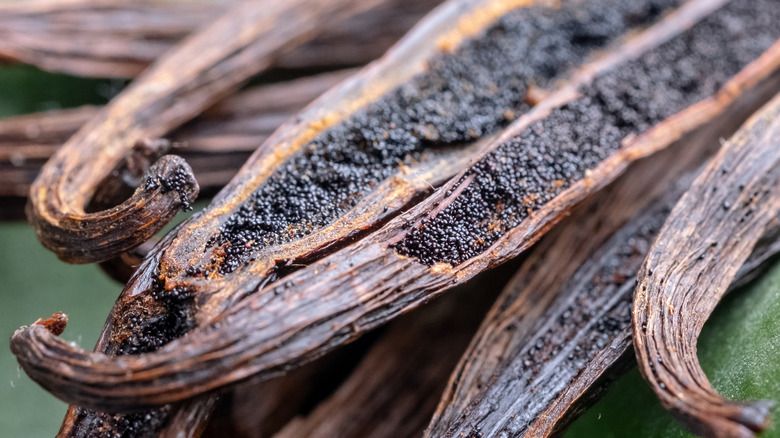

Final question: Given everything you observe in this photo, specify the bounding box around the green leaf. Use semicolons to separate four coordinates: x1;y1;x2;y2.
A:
0;64;117;118
566;259;780;438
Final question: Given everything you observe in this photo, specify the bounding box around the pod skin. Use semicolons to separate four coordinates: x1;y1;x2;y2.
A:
0;70;354;211
273;280;500;438
11;0;780;412
426;168;780;438
427;2;780;434
0;0;440;78
632;92;780;438
17;0;684;435
25;0;382;264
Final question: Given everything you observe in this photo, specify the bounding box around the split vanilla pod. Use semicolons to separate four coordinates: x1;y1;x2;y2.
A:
8;0;780;436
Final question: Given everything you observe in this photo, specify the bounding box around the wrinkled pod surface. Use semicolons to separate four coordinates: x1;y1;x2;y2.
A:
426;1;780;435
15;0;758;435
14;0;780;405
0;0;441;78
632;92;780;438
16;0;689;435
26;0;379;264
426;143;780;438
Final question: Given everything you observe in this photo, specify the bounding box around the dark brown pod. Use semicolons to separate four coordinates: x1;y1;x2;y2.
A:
0;0;217;78
0;69;354;201
0;0;440;78
632;92;780;438
13;0;780;413
426;164;780;437
18;0;681;434
273;280;499;438
26;0;380;264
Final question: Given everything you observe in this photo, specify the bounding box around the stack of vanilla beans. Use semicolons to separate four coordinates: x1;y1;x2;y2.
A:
4;0;780;437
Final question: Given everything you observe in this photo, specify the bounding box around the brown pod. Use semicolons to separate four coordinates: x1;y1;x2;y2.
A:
2;71;354;280
17;0;683;434
426;3;780;432
26;0;382;264
14;0;780;411
0;70;354;201
632;93;780;438
0;0;441;78
196;332;382;438
0;0;218;78
427;168;780;437
273;276;500;438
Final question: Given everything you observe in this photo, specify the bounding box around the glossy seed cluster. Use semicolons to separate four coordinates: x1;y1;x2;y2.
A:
393;0;780;266
145;165;194;211
115;284;195;356
210;0;680;274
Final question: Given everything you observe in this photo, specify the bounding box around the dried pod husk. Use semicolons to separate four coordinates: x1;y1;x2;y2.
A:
146;0;682;316
0;0;216;78
426;161;780;437
26;0;381;264
0;0;440;78
1;106;97;202
632;93;780;438
197;333;381;438
0;69;354;234
15;0;685;434
426;3;780;432
272;272;502;438
13;0;780;413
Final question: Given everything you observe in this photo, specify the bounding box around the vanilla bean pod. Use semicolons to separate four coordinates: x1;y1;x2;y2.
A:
426;158;780;437
13;0;681;433
201;362;349;437
13;0;780;412
198;334;379;438
273;275;501;438
26;0;380;264
426;10;780;429
632;93;780;438
0;69;353;205
0;0;441;78
0;0;215;78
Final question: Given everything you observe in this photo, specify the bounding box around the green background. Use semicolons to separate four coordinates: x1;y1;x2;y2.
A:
1;65;779;437
0;66;120;437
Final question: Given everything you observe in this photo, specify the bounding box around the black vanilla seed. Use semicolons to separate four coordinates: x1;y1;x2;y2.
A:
393;0;780;266
210;0;681;274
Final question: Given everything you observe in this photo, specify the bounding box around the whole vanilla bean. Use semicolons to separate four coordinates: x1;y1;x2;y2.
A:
0;0;440;78
632;93;780;438
273;276;499;438
196;334;380;438
0;69;354;201
0;0;217;78
426;158;780;437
